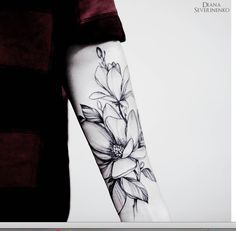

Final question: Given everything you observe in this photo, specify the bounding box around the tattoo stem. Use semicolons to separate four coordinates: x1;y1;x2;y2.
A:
133;200;136;219
132;199;138;219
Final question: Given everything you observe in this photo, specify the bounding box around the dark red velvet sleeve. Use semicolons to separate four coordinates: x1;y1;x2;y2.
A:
71;0;126;44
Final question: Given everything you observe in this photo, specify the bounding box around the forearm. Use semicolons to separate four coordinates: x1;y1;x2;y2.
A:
65;41;171;222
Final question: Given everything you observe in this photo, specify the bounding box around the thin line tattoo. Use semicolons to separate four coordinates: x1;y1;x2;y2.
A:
79;47;157;218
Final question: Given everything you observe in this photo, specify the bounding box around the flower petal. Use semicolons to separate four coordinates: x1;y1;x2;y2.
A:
107;67;123;100
112;158;137;179
81;121;112;154
130;147;147;159
95;66;109;90
123;171;137;180
122;139;134;158
105;116;126;144
103;103;120;121
99;95;118;103
89;91;109;100
126;110;139;148
93;150;112;160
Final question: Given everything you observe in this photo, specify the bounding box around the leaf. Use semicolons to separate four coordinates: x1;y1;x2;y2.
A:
77;115;85;123
112;180;127;214
96;47;103;59
81;104;102;123
120;177;149;203
139;161;145;169
141;168;157;182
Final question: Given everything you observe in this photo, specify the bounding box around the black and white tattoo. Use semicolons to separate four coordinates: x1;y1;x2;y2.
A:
79;47;157;218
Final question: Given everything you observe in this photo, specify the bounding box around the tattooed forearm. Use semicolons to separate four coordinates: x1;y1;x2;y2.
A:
79;47;157;219
67;42;170;221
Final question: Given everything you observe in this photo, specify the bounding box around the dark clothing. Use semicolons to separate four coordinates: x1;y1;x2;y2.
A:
0;0;125;221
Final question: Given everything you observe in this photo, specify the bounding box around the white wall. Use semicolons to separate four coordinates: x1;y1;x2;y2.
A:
67;0;231;222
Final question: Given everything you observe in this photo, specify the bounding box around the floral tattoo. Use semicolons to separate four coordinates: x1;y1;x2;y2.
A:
79;47;157;218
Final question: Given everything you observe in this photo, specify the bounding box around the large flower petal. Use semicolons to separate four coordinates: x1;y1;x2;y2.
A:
93;150;112;161
107;67;123;100
123;171;137;180
126;110;139;148
122;139;134;158
112;158;137;179
81;121;112;154
103;103;120;121
95;66;109;90
130;147;147;159
105;116;126;144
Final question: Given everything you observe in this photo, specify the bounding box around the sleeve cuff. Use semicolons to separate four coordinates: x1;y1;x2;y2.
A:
71;13;126;44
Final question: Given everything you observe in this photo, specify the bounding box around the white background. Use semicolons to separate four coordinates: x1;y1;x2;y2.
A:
231;0;235;222
67;0;231;222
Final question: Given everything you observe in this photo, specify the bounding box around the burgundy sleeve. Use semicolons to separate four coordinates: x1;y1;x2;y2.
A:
71;0;126;44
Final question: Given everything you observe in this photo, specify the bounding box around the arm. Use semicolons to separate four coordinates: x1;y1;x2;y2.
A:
65;41;171;222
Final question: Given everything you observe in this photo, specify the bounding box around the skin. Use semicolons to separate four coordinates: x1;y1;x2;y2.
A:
65;41;171;222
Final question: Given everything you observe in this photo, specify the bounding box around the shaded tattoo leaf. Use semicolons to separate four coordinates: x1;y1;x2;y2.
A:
112;180;127;214
96;47;103;59
141;168;157;182
120;177;148;203
77;115;85;123
81;104;102;123
139;161;145;169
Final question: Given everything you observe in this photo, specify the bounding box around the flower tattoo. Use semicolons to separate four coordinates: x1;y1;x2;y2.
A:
79;47;157;218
